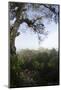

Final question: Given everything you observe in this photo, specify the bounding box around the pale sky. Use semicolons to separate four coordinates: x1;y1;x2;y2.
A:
11;4;59;51
15;20;58;51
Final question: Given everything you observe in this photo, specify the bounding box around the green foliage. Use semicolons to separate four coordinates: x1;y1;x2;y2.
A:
10;48;59;87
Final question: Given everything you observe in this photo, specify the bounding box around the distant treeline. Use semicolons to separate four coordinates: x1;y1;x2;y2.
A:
10;48;59;88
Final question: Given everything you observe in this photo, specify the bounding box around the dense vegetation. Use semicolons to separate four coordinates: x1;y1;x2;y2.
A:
9;2;59;88
10;48;59;88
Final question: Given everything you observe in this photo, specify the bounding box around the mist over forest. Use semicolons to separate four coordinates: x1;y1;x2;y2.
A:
9;2;59;88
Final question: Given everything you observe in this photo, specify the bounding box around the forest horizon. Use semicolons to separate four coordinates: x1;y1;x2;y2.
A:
9;2;59;88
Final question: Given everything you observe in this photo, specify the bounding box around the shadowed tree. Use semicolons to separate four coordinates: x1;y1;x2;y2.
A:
9;2;59;55
9;2;59;87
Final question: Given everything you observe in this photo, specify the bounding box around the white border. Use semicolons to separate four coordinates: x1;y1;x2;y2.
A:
0;0;61;90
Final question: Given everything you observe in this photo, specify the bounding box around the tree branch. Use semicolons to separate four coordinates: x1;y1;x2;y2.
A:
43;5;57;15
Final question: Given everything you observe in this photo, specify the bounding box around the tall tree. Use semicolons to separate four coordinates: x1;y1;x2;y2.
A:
9;2;59;55
9;2;59;87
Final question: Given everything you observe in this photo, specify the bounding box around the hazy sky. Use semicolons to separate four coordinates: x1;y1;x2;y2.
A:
13;4;59;51
15;20;58;51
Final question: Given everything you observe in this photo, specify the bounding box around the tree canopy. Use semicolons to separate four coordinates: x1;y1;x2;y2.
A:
9;2;59;87
9;2;59;55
